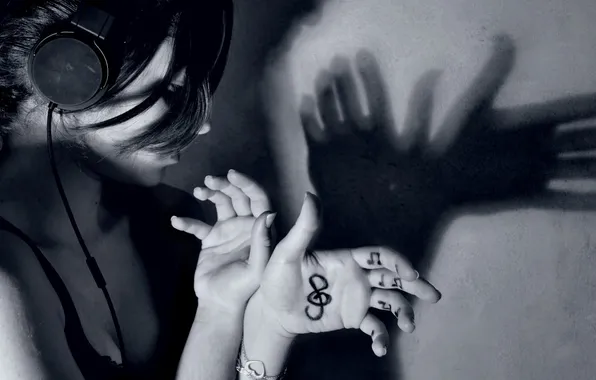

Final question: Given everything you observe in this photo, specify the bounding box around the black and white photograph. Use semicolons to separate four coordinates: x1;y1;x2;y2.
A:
1;1;595;379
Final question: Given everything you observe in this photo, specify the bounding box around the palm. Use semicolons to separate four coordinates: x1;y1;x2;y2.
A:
308;131;446;250
200;216;254;253
192;217;257;307
258;251;371;335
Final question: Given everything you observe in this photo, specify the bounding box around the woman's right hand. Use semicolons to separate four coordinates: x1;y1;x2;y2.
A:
171;170;276;316
244;193;441;357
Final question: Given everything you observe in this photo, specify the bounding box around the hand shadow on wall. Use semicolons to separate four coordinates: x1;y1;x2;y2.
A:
196;0;328;206
285;34;596;380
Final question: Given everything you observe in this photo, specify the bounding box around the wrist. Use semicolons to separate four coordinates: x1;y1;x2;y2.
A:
194;303;244;328
242;293;295;377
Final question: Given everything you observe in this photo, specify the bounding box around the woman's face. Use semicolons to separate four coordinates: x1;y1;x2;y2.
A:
65;38;210;186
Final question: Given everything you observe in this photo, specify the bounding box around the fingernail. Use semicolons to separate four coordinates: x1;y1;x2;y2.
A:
228;169;236;176
305;191;322;217
265;212;277;228
382;346;388;356
205;175;212;182
413;270;420;280
170;216;181;229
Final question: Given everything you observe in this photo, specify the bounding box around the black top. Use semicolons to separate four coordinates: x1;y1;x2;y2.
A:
0;184;203;380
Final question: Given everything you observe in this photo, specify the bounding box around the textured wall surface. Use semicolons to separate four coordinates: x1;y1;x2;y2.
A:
167;1;596;379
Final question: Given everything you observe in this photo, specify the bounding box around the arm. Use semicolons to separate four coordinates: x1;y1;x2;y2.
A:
176;302;293;380
239;292;294;380
176;307;243;380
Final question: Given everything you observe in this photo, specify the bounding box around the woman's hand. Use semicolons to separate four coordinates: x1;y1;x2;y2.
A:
171;170;276;315
244;193;441;357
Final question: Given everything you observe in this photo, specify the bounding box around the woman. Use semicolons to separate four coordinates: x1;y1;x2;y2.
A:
0;1;440;379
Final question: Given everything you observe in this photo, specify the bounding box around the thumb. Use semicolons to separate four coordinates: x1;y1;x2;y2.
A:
248;212;277;273
272;192;321;262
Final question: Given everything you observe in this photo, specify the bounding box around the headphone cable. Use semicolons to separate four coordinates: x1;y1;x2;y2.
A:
46;103;127;368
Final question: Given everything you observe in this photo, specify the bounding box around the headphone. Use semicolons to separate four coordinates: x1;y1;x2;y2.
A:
24;0;233;112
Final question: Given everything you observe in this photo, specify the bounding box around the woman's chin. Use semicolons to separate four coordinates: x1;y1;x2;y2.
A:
118;168;167;187
84;163;167;187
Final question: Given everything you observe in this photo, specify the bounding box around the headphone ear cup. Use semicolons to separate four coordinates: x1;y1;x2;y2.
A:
28;34;108;111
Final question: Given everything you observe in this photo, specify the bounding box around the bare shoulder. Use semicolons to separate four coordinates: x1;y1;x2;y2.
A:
0;230;83;379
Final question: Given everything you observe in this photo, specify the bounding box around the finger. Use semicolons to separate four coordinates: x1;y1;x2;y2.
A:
170;216;212;240
272;192;321;263
553;128;596;153
194;185;236;221
492;93;596;131
227;170;272;216
248;212;277;274
403;70;442;152
551;157;596;179
431;34;515;156
192;186;216;201
204;175;252;216
331;56;369;132
300;95;328;145
359;313;389;357
370;289;416;333
356;49;396;138
350;246;419;281
315;70;345;134
367;269;442;303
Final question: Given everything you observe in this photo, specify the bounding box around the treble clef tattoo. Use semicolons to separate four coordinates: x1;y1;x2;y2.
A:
305;274;332;321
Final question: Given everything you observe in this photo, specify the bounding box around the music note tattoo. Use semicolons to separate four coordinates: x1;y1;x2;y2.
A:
379;274;386;287
305;274;332;321
378;300;392;311
367;251;382;266
392;277;403;290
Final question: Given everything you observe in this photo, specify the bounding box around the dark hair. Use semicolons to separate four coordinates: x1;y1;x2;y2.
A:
0;0;232;155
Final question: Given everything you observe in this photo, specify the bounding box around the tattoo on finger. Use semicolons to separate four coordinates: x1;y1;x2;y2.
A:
367;251;382;266
378;274;386;287
378;300;392;311
392;277;403;289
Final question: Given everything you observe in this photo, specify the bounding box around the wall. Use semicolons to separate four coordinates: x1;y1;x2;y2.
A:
167;1;596;379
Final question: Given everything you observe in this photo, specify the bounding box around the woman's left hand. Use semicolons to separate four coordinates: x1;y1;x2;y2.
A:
243;193;441;357
171;170;276;315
